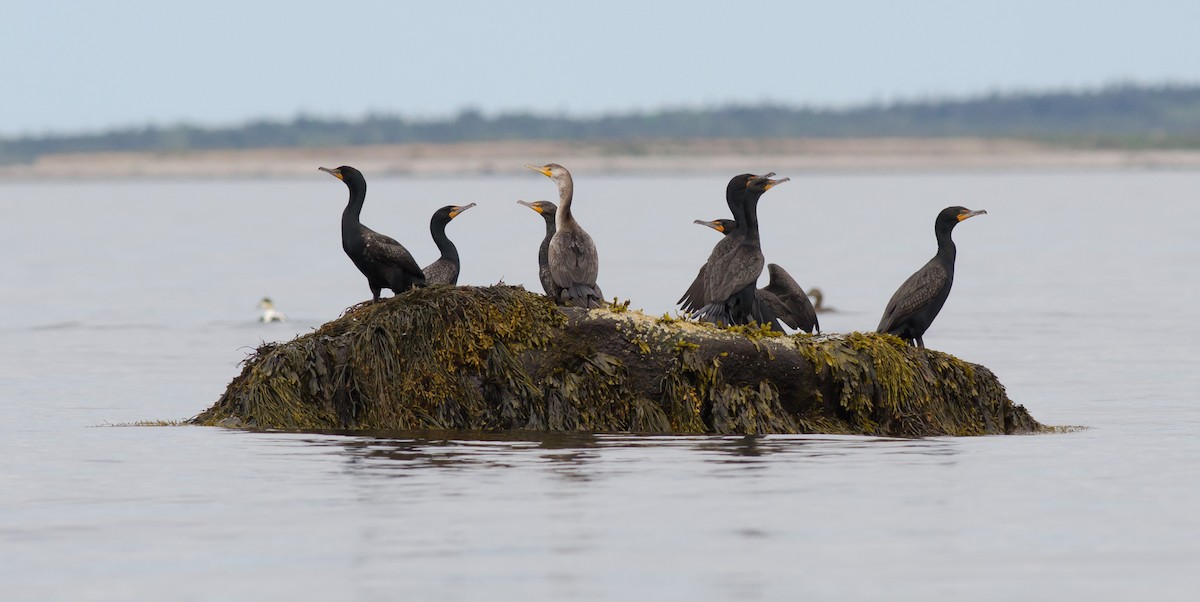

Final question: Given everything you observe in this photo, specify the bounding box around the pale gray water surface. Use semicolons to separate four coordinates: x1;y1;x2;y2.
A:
2;170;1199;600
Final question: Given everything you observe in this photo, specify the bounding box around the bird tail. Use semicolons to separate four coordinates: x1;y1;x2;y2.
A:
560;283;605;309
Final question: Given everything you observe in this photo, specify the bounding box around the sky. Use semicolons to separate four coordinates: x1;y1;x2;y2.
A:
4;0;1200;136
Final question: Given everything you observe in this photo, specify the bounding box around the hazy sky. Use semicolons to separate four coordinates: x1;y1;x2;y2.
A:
4;0;1200;136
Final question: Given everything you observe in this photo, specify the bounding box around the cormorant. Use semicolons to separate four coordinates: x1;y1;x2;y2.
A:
876;206;987;347
257;297;287;323
516;200;558;298
319;165;425;302
422;203;476;285
678;174;767;315
526;163;605;308
695;174;789;328
693;219;819;334
806;287;836;313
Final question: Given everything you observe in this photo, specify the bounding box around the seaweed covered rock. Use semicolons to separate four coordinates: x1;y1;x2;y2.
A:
194;285;1043;436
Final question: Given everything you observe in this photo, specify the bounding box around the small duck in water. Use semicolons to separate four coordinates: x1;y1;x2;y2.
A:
257;297;287;323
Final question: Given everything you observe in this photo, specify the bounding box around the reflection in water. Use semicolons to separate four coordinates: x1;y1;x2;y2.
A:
280;431;960;482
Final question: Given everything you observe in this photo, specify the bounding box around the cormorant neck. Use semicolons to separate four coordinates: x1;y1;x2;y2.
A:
341;177;366;224
935;223;957;263
542;213;556;237
554;175;575;228
431;219;458;261
740;191;764;243
726;188;748;226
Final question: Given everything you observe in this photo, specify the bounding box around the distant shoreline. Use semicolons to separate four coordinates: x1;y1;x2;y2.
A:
4;138;1200;179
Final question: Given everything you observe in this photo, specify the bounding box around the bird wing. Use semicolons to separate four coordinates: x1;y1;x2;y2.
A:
762;263;819;333
678;264;708;312
361;227;424;278
877;259;948;333
704;242;764;304
679;235;739;311
548;228;599;288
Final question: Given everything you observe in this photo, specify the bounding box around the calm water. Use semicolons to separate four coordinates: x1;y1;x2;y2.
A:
2;169;1199;601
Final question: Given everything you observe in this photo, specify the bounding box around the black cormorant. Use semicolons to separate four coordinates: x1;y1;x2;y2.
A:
423;203;476;285
526;163;605;308
319;165;426;302
693;219;819;334
695;174;789;328
678;174;769;314
876;206;987;347
516;200;559;298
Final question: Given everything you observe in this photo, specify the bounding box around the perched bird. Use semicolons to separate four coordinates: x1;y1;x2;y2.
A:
693;219;819;334
422;203;477;285
526;163;604;308
516;200;558;298
806;287;836;313
678;174;764;315
877;206;987;347
319;165;425;303
257;297;287;323
695;174;789;328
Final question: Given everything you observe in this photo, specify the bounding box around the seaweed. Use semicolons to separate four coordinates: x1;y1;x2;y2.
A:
193;285;1044;437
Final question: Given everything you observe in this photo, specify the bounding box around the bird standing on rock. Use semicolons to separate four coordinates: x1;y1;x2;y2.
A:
516;200;559;298
877;205;987;347
423;203;476;285
694;173;789;328
319;165;425;302
693;218;819;333
526;163;605;308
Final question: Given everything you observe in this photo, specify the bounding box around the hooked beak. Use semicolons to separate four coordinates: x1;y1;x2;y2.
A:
318;166;343;181
525;163;553;178
762;176;790;190
449;202;477;219
517;200;543;214
693;219;725;233
958;209;988;221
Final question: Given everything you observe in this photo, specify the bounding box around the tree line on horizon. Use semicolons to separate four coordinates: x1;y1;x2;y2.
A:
4;84;1200;163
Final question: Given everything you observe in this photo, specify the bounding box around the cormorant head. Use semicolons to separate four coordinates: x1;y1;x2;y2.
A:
725;173;764;196
693;218;737;235
938;206;987;228
432;203;477;225
525;162;571;183
318;165;365;188
517;200;558;217
748;173;790;193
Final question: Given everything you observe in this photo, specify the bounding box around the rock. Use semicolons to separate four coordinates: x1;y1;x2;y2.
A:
192;285;1043;437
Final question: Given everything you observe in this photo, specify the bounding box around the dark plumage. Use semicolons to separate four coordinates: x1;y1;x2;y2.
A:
877;205;987;347
761;264;820;334
516;200;558;298
678;174;762;314
423;203;476;285
694;174;789;328
526;163;604;308
693;219;819;334
319;165;425;302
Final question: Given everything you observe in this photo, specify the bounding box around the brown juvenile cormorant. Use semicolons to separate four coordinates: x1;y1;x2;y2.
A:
678;174;764;315
526;163;605;308
422;203;476;285
876;205;987;347
516;200;558;298
693;219;819;334
695;174;789;328
319;165;425;302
